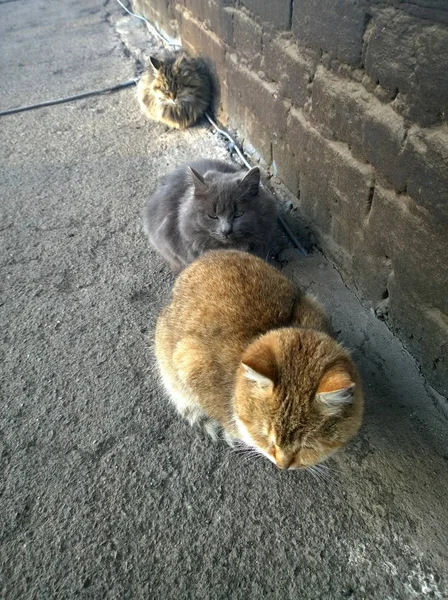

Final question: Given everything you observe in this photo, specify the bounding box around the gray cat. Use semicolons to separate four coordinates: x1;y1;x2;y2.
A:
143;159;277;273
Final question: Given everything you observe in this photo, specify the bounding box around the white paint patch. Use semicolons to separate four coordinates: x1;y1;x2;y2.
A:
348;540;443;599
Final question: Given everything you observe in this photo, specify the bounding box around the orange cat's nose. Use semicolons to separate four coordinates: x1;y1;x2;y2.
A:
276;459;293;470
274;452;294;470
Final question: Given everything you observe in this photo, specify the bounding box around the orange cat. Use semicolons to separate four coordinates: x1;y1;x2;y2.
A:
155;251;364;469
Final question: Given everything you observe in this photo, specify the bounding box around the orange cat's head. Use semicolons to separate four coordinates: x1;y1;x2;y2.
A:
233;328;364;469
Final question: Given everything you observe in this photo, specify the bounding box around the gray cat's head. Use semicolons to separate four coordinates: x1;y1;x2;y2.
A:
187;167;262;243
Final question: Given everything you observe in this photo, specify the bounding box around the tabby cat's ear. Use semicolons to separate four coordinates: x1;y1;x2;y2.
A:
315;369;355;416
149;56;162;72
188;167;208;194
177;55;191;75
240;167;260;196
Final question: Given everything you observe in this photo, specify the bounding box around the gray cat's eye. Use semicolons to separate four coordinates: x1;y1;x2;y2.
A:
234;212;244;218
208;214;219;219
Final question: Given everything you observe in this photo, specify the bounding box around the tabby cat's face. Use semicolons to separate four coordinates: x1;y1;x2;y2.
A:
150;54;207;105
233;329;363;470
189;167;262;244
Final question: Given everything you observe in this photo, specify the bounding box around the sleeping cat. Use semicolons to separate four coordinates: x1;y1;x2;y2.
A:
143;160;277;273
136;51;211;129
155;250;364;470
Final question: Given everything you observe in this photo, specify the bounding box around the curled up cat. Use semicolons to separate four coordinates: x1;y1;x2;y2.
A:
155;250;364;470
137;51;212;129
143;159;277;273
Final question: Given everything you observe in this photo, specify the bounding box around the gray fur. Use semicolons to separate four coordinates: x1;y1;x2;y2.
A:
143;160;277;272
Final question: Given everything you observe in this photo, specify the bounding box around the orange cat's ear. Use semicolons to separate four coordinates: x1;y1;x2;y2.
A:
241;340;277;388
241;348;277;388
315;369;355;416
241;363;274;388
188;167;208;194
240;167;260;196
149;56;162;72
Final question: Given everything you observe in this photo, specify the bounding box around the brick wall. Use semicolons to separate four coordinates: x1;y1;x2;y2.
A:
133;0;448;400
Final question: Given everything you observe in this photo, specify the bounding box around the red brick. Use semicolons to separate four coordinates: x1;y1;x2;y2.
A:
272;140;300;196
389;289;448;397
241;0;292;29
286;108;375;251
132;0;178;39
411;24;448;125
223;92;271;166
232;10;262;68
292;0;367;66
311;67;408;192
206;2;234;46
216;80;230;124
403;125;448;229
226;53;290;138
263;37;318;107
355;184;448;394
183;0;208;18
364;9;448;126
177;7;226;75
359;185;448;313
364;10;417;97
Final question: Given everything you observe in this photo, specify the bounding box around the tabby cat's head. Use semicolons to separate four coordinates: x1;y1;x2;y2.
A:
149;53;210;105
233;328;364;469
187;166;263;243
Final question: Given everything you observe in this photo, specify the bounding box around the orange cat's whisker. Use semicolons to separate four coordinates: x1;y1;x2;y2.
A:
231;444;265;465
306;465;325;483
307;464;335;483
306;467;321;482
316;462;339;475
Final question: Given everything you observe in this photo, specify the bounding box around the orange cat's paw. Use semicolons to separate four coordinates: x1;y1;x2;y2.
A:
203;421;219;441
223;431;236;447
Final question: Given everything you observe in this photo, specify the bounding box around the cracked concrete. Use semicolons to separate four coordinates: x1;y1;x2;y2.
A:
0;0;447;599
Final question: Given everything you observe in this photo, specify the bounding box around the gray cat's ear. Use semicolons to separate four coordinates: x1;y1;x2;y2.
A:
241;363;274;388
315;369;355;416
188;167;208;194
240;167;260;196
149;56;162;72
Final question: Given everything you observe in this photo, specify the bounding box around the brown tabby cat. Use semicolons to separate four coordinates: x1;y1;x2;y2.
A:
155;250;364;470
136;51;211;129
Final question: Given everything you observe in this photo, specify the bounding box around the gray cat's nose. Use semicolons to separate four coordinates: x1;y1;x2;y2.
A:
220;224;232;237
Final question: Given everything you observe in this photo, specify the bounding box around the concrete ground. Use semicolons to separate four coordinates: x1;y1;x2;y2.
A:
0;0;447;598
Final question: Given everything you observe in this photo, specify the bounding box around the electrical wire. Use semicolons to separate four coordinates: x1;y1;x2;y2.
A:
204;113;251;169
0;79;138;117
114;0;181;48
